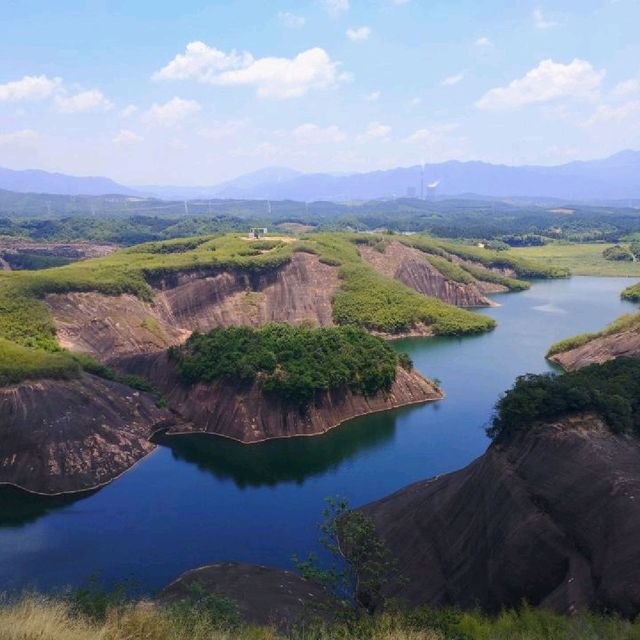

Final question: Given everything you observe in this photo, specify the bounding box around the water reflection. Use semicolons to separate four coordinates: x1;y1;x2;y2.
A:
155;405;421;488
0;486;93;528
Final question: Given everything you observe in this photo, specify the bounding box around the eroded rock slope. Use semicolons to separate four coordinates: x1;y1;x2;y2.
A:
117;352;442;443
46;252;340;361
360;242;497;307
549;327;640;370
0;373;175;494
363;413;640;617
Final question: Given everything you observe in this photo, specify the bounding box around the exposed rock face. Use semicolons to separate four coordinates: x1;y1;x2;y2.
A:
549;329;640;370
157;563;332;627
0;239;116;271
46;292;188;359
117;353;443;443
363;414;640;617
46;252;340;361
360;242;495;307
0;373;175;494
152;251;339;332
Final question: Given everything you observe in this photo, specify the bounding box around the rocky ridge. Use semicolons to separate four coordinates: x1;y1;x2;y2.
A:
362;412;640;617
0;373;175;494
117;352;442;443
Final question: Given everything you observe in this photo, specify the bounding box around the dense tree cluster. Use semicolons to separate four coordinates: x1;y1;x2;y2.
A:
487;358;640;442
170;324;408;405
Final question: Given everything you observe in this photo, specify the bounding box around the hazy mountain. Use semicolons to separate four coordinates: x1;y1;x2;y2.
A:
139;167;302;200
210;150;640;202
0;167;136;197
2;151;639;202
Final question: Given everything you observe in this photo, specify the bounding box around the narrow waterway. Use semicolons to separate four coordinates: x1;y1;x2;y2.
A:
0;276;636;593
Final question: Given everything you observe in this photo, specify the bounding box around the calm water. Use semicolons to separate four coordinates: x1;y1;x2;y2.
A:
0;276;636;594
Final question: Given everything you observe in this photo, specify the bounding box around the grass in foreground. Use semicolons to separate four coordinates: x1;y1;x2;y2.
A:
547;312;640;356
508;243;640;277
2;594;640;640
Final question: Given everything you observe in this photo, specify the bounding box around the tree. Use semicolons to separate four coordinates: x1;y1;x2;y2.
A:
293;497;404;617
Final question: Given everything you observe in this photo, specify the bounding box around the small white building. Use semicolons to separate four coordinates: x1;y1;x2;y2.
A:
248;227;268;239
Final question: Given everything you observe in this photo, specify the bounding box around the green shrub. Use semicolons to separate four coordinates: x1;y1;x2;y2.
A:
422;255;475;284
487;358;640;442
332;264;495;336
457;262;530;292
603;244;633;261
622;282;640;302
170;324;404;405
0;337;80;386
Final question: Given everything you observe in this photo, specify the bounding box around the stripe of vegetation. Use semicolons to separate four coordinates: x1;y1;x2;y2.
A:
421;254;475;284
0;337;80;386
622;282;640;302
458;262;530;292
547;312;640;356
332;264;495;335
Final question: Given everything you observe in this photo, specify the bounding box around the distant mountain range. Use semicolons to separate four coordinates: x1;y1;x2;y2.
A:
2;150;639;202
0;167;137;197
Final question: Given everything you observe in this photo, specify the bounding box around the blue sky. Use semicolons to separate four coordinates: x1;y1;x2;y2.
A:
0;0;639;185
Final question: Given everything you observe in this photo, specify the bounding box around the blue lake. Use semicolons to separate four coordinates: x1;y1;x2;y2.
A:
0;276;636;594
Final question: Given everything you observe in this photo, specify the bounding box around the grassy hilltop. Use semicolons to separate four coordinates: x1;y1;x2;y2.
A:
0;232;563;386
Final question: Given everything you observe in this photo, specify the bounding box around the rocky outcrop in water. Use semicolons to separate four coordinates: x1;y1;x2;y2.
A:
46;252;340;361
549;328;640;370
0;373;175;494
362;413;640;617
117;352;442;443
360;242;496;307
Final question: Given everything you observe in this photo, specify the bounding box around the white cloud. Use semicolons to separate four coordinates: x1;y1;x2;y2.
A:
612;78;640;98
113;129;143;145
533;8;559;29
358;121;391;142
320;0;349;16
0;75;61;102
475;36;493;47
199;120;246;139
155;42;346;99
391;0;411;4
141;97;201;126
404;123;459;144
346;26;371;42
0;128;39;146
55;89;113;113
120;104;138;118
364;91;380;102
292;123;346;143
476;59;604;110
410;97;422;106
153;41;253;82
278;11;306;28
584;100;640;126
216;48;346;98
441;72;465;86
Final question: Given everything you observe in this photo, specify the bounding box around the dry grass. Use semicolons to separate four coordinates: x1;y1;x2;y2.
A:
0;595;444;640
2;595;640;640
